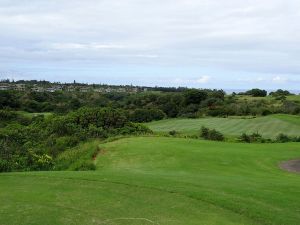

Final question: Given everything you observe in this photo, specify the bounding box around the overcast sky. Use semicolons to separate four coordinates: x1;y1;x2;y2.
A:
0;0;300;89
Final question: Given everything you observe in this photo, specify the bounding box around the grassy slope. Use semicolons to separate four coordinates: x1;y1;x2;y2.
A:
146;114;300;138
1;137;300;224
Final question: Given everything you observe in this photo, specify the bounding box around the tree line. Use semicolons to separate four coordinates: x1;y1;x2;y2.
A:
1;88;299;118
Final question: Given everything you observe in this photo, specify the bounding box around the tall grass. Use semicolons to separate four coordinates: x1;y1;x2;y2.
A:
54;139;101;171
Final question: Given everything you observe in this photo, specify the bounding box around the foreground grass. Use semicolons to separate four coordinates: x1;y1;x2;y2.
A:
1;137;300;224
146;114;300;138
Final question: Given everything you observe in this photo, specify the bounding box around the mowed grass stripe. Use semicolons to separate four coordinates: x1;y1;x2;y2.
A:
146;114;300;138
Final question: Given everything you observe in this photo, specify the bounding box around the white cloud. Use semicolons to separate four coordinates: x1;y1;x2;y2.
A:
50;43;127;51
255;77;266;82
172;76;211;85
1;0;300;87
237;76;266;83
272;76;287;83
196;75;211;84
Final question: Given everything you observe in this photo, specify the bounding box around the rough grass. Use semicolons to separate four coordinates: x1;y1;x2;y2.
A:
146;114;300;138
54;139;101;170
1;137;300;224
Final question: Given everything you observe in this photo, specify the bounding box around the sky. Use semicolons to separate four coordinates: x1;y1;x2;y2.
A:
0;0;300;90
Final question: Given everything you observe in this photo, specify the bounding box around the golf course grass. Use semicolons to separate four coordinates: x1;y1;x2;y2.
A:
146;114;300;138
1;137;300;225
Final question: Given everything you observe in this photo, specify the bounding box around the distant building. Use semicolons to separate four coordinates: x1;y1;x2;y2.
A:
94;88;105;93
116;88;126;93
79;87;91;92
31;87;45;92
131;88;138;93
66;86;75;92
0;84;11;91
14;84;26;91
105;87;112;93
45;88;56;92
45;86;63;92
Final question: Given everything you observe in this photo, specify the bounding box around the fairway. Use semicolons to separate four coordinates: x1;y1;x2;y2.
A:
146;114;300;138
1;137;300;225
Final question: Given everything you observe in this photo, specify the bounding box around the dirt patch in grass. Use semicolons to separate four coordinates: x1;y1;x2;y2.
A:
280;159;300;173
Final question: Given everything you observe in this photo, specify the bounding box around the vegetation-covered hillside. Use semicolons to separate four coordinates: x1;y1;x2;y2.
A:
1;85;300;172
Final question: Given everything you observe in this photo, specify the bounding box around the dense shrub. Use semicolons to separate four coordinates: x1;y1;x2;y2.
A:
129;108;166;123
240;89;267;97
238;133;266;143
0;110;17;120
28;152;54;171
276;133;300;143
269;89;292;97
118;122;152;135
169;130;178;136
0;106;153;172
200;126;224;141
184;89;208;105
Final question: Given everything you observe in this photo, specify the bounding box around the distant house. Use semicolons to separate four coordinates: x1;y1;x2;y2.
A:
79;87;91;92
0;85;11;91
105;87;112;93
66;86;75;92
54;86;63;91
45;88;56;92
131;88;138;93
46;86;63;92
31;87;45;92
94;88;105;93
13;84;26;91
116;88;126;93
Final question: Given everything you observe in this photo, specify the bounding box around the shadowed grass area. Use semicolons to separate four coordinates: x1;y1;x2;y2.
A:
1;137;300;224
145;114;300;138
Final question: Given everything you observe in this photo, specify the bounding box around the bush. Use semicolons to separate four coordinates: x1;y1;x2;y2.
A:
28;151;54;171
129;108;166;123
238;132;264;143
169;130;177;136
87;125;108;138
55;136;80;151
208;129;224;141
275;133;300;143
118;122;152;135
276;133;290;143
200;126;209;138
239;133;251;143
0;159;12;172
242;89;267;97
200;126;224;141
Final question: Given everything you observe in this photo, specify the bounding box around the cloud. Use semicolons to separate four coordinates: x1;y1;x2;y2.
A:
1;0;300;88
172;76;211;85
50;43;127;50
196;76;211;84
272;76;287;83
237;76;266;83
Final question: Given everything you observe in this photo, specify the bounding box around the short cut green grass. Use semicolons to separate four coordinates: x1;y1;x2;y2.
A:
1;137;300;224
146;114;300;138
